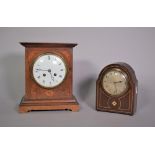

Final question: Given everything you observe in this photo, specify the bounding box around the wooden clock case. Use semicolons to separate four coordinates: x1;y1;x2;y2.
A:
96;63;138;115
19;43;80;112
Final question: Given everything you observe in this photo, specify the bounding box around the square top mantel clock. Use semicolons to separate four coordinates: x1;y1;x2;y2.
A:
19;42;80;112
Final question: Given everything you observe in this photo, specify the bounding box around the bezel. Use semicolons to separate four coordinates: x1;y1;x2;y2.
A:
31;52;68;89
101;68;129;97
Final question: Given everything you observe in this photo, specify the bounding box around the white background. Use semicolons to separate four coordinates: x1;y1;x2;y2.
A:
0;0;155;155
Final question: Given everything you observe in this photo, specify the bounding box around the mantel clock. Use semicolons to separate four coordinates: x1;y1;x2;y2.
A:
96;63;138;115
19;42;80;112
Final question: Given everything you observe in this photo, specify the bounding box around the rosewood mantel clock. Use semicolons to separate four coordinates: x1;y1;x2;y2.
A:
96;63;138;115
19;42;80;112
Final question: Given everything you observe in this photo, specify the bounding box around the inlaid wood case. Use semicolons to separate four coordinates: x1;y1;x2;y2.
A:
19;43;80;112
96;63;138;115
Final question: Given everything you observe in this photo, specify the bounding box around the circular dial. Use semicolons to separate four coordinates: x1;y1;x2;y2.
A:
32;54;67;88
102;69;128;96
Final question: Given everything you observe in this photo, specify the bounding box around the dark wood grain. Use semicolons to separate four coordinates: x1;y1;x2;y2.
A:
96;63;138;115
19;42;79;112
20;42;77;48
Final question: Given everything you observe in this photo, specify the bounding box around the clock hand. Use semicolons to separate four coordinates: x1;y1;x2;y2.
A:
49;72;54;81
114;81;123;84
48;66;54;81
36;69;49;72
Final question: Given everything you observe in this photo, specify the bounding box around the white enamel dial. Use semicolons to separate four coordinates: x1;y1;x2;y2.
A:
102;69;128;96
32;54;67;88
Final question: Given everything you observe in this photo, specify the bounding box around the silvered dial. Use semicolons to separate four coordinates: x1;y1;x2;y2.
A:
102;69;128;96
33;54;67;88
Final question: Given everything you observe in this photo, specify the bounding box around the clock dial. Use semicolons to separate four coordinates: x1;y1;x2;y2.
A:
32;54;67;88
102;69;128;96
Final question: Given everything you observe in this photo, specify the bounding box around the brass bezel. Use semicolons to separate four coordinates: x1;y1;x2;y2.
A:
102;68;129;97
31;52;68;89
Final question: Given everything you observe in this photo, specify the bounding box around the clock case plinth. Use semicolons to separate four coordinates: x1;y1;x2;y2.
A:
19;43;79;112
19;96;79;112
96;63;138;116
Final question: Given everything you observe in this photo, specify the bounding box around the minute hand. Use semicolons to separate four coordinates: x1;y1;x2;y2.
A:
36;69;48;71
49;72;54;81
114;81;123;84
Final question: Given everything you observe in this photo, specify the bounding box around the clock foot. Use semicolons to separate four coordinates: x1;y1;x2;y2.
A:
19;96;80;113
19;106;31;113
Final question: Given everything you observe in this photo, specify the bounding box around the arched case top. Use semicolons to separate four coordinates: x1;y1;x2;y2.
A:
96;62;138;115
